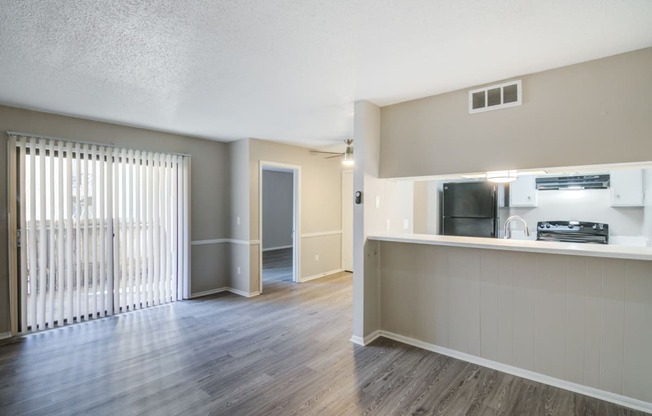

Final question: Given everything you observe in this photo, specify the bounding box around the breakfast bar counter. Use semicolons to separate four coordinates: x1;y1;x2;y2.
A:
365;233;652;411
368;233;652;261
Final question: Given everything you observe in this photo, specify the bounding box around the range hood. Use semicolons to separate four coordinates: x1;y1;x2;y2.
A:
535;174;610;190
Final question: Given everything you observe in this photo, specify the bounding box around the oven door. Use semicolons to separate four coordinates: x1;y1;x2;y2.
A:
537;231;608;244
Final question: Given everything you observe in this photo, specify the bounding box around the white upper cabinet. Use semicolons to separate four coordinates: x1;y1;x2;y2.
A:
509;175;538;207
610;169;644;207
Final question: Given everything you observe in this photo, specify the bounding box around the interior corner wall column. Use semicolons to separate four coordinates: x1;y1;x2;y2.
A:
352;100;382;342
227;138;252;294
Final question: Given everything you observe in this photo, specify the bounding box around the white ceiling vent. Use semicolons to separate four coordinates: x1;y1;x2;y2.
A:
468;80;522;114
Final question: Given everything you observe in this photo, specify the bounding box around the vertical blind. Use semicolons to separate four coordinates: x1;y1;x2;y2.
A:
8;134;190;333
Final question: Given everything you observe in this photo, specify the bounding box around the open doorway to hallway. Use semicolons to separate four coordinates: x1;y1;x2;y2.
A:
259;163;300;292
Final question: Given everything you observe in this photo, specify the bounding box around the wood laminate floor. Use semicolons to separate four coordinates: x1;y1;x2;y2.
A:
0;272;648;416
263;247;293;284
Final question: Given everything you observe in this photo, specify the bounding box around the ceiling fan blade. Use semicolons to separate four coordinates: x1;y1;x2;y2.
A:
325;154;343;159
310;150;342;156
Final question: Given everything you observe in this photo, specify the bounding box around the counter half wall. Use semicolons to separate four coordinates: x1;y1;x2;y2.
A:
366;235;652;411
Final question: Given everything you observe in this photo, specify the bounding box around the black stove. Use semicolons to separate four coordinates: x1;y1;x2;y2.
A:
537;221;609;244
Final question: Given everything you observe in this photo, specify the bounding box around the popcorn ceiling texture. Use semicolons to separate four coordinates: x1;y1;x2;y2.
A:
0;0;651;145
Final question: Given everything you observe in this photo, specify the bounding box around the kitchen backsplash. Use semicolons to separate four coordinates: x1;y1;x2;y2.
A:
501;188;644;237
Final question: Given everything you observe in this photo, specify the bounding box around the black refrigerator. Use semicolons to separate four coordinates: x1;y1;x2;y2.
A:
441;181;498;238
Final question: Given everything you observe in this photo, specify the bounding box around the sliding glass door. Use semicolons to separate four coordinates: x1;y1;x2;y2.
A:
7;134;190;333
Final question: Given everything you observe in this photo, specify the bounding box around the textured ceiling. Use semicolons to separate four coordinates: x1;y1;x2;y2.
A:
1;1;651;148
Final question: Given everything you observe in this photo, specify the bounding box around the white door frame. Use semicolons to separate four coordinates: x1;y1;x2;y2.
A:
7;136;19;335
259;161;301;293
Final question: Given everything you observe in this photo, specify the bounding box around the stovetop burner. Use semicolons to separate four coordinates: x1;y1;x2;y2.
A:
536;221;609;244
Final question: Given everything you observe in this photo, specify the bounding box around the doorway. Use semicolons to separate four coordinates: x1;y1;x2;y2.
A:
259;162;300;293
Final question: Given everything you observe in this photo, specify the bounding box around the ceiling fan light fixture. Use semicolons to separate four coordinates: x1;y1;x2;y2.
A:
342;140;354;166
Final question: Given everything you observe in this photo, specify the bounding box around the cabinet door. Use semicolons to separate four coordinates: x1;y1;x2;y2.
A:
610;170;644;207
509;176;537;207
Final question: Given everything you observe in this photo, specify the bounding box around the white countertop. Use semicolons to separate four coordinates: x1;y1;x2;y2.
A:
368;233;652;261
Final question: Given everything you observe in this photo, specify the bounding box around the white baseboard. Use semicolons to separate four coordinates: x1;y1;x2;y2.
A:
350;335;364;346
350;330;381;346
300;268;343;283
227;288;261;298
377;330;652;414
0;332;12;341
190;287;229;299
191;287;261;299
262;245;293;252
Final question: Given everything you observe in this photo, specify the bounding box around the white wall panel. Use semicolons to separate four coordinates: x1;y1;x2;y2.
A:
466;250;481;357
623;261;652;402
496;252;515;365
380;244;416;337
565;257;587;385
600;260;626;394
431;247;449;347
512;253;537;371
480;251;501;361
448;249;470;353
584;261;603;389
414;244;436;343
534;255;567;379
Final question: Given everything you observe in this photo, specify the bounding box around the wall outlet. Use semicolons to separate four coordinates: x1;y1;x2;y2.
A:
237;266;241;275
403;218;409;230
315;254;319;261
375;195;380;208
236;216;241;225
386;219;391;231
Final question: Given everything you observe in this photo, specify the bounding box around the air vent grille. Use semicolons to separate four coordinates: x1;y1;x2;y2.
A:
469;80;522;114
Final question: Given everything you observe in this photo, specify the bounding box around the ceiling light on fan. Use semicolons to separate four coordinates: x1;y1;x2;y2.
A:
342;139;354;166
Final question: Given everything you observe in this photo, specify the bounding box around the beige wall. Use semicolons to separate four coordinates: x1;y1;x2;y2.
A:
249;139;342;237
226;137;344;295
229;139;250;241
380;47;652;178
0;105;231;332
248;138;343;285
228;139;251;293
378;241;652;405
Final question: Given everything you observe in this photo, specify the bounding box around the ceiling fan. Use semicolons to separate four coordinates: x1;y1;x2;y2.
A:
310;139;354;166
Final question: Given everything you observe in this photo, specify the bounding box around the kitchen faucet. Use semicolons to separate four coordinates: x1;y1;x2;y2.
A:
504;215;530;239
